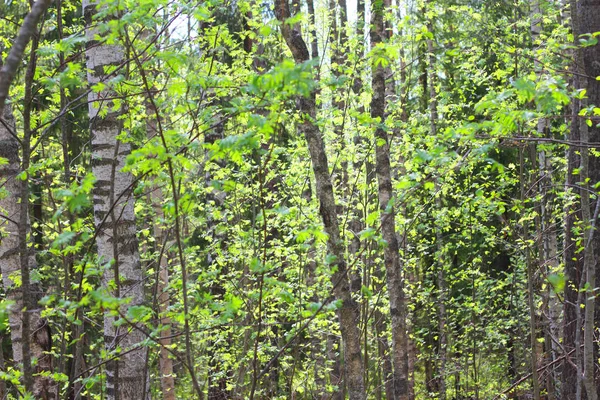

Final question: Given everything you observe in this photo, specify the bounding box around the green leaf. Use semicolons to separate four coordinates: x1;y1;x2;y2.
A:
548;273;566;293
52;231;76;248
359;227;377;240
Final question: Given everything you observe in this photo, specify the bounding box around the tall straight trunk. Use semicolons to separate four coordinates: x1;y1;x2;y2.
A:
525;4;544;389
571;7;592;393
530;10;560;398
328;0;359;392
146;100;176;400
0;104;53;398
576;0;600;396
348;0;366;295
0;1;53;396
371;1;409;399
521;146;541;400
531;2;560;394
0;109;23;364
83;1;148;399
424;5;447;398
579;104;596;400
275;1;366;398
306;0;319;60
562;1;583;398
19;21;55;397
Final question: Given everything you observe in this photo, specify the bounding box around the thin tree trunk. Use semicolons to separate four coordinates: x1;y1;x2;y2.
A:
146;100;176;400
579;103;597;400
576;0;600;394
425;5;447;398
0;3;53;391
371;1;409;398
529;8;559;398
562;2;584;398
275;1;366;398
19;20;55;398
83;1;149;398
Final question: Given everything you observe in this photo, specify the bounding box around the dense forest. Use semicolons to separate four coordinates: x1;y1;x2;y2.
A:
0;0;598;398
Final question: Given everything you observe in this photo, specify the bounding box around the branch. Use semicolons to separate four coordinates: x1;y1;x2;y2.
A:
0;0;53;113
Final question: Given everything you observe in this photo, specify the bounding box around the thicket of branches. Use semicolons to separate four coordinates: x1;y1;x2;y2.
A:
0;0;598;399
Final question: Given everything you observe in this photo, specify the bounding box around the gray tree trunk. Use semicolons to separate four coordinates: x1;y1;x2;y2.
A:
0;0;54;391
370;1;409;399
576;0;600;397
83;1;149;399
0;105;53;397
275;0;366;398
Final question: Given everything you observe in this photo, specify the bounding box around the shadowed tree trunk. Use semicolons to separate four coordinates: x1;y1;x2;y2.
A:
427;8;447;396
562;2;584;399
530;2;559;398
0;104;54;398
576;0;600;398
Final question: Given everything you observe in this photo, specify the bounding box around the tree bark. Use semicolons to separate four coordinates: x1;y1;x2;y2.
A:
146;99;176;400
0;0;52;113
371;1;410;399
576;0;600;397
83;1;149;399
563;2;584;398
275;1;366;398
530;2;559;395
0;1;53;395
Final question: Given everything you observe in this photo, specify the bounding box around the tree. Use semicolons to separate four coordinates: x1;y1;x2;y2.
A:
275;0;366;398
0;0;598;398
370;0;410;398
83;0;148;397
0;0;54;396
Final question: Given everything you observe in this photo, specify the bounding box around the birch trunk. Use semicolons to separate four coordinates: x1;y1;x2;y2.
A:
84;1;148;398
0;1;54;396
0;105;53;398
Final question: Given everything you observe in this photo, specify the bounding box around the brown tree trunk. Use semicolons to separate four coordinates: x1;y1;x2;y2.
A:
371;1;409;399
576;0;600;397
275;1;366;398
145;99;176;400
562;2;584;399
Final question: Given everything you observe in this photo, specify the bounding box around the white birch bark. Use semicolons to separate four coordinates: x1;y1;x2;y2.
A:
0;101;54;400
83;1;148;398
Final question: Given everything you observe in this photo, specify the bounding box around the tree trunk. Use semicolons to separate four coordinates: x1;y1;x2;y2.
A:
0;104;53;398
563;2;584;399
371;1;410;399
424;5;448;398
275;1;366;398
0;1;53;396
83;1;149;398
576;0;600;397
146;99;176;400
